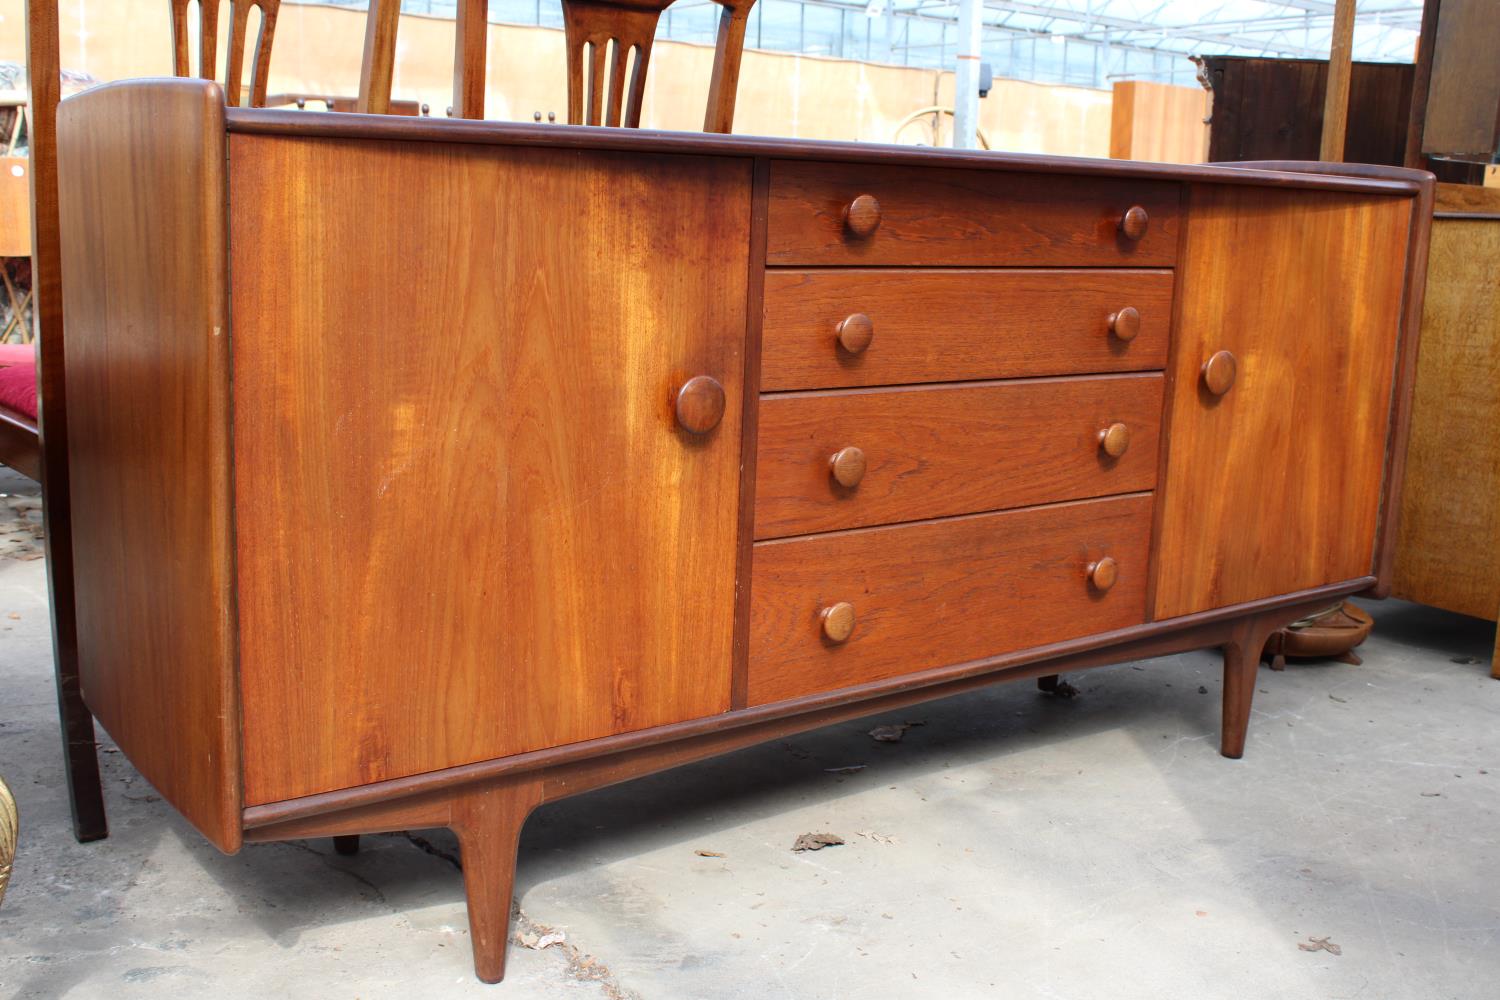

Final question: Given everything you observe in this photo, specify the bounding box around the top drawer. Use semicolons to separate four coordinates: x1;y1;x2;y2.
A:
767;161;1181;268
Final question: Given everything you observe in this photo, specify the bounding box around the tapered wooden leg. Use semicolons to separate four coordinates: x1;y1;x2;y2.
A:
1037;674;1060;692
451;780;544;984
1221;618;1271;760
333;835;360;856
1491;620;1499;680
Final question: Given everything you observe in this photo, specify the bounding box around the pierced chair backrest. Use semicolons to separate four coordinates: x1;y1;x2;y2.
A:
169;0;282;108
562;0;675;128
363;0;758;131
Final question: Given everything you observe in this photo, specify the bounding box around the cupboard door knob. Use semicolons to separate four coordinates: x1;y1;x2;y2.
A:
675;375;726;434
1119;205;1149;240
1097;422;1130;458
829;446;867;488
843;194;882;238
836;312;874;354
821;602;857;643
1108;306;1141;342
1201;350;1238;396
1088;556;1119;593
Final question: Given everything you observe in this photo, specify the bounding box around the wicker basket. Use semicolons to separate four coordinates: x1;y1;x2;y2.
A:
0;774;15;908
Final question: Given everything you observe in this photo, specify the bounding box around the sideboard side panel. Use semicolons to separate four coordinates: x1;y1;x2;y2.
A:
56;80;242;851
1152;185;1411;619
231;137;750;804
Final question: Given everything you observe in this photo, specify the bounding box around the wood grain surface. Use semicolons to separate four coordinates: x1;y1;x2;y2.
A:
231;136;750;804
755;374;1163;538
748;494;1154;704
1152;184;1410;619
56;80;241;850
766;161;1180;266
1392;217;1500;620
761;269;1173;390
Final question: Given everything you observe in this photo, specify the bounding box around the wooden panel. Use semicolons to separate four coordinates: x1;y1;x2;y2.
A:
755;374;1163;539
1152;185;1410;620
55;80;240;850
766;161;1180;267
1421;0;1500;159
761;269;1172;391
0;157;30;258
231;137;750;804
1392;218;1500;618
748;494;1153;705
1203;57;1414;168
1108;82;1208;165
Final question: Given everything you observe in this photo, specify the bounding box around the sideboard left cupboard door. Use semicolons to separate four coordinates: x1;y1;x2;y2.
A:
229;140;751;804
1152;184;1413;620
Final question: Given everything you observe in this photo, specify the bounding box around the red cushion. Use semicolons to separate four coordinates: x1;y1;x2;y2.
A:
0;344;37;421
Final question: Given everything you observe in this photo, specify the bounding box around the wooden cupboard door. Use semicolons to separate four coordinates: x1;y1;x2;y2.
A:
231;138;750;804
1152;186;1412;619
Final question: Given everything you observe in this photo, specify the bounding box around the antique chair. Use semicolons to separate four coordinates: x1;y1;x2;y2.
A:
170;0;282;108
365;0;757;130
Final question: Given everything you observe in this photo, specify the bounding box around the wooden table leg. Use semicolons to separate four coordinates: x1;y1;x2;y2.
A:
1220;616;1276;760
451;779;545;983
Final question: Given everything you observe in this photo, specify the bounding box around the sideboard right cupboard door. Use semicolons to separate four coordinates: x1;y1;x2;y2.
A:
1152;185;1412;620
230;140;751;804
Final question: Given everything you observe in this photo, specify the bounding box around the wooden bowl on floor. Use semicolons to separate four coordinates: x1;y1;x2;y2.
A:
1263;601;1374;670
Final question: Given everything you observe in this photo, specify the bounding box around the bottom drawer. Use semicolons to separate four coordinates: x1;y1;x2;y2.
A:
747;493;1153;705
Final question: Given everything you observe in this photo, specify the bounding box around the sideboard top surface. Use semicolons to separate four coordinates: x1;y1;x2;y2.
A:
210;101;1431;197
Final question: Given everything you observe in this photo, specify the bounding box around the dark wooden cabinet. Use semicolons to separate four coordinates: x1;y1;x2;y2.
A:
53;79;1432;984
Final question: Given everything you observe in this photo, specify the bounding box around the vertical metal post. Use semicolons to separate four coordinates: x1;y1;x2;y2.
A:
953;0;982;148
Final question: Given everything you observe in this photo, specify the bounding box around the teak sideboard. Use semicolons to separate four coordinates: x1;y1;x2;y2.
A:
55;80;1432;983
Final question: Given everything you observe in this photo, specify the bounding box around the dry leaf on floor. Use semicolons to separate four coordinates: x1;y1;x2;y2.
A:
516;929;566;950
1297;936;1341;956
868;721;925;743
854;830;897;845
824;764;866;774
694;849;726;858
792;832;844;852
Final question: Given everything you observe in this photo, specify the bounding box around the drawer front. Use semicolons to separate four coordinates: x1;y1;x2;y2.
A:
763;269;1173;391
755;374;1163;539
748;494;1154;705
768;161;1180;267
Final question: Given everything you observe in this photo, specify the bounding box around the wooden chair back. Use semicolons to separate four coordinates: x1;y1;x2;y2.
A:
169;0;282;108
369;0;756;131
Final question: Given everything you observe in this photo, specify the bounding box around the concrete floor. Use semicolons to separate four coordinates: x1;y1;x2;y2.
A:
1;468;1497;999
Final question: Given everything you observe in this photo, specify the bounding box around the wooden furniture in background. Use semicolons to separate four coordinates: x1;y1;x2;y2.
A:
1200;56;1415;169
1318;0;1356;162
170;0;282;108
1407;0;1500;166
375;0;757;128
1108;81;1208;164
52;78;1430;983
1392;185;1500;677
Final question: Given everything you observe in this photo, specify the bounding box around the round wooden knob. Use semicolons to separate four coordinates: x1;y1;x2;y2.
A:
1108;306;1140;342
1097;422;1130;458
1201;350;1238;396
829;446;867;488
821;602;856;643
675;375;726;434
1119;205;1149;241
843;194;882;239
1088;557;1119;593
836;313;874;354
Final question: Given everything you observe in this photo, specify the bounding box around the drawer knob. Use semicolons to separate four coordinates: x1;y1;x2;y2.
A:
1119;205;1149;241
675;375;726;434
821;601;857;643
829;446;867;488
1201;350;1238;396
843;194;882;239
1108;306;1141;342
1097;422;1130;458
836;313;874;354
1088;557;1119;593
